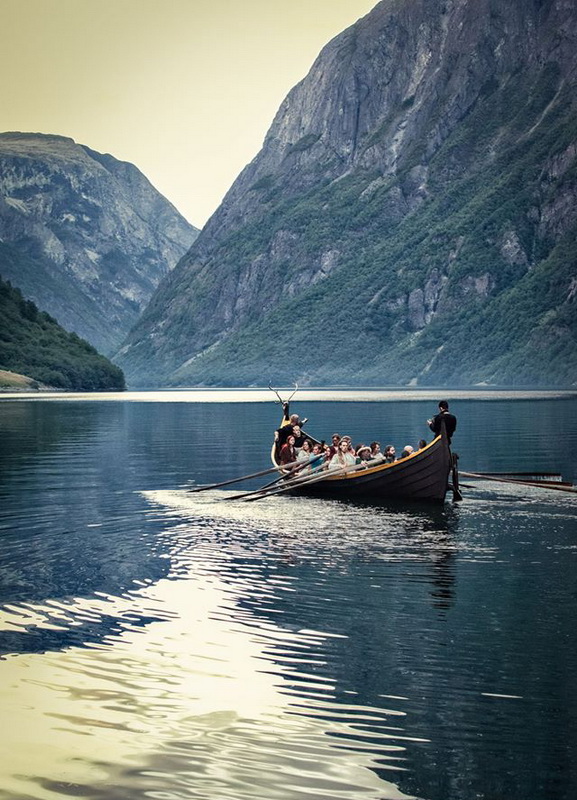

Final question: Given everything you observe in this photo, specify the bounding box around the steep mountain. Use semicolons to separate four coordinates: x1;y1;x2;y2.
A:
0;273;125;390
0;133;198;355
118;0;577;387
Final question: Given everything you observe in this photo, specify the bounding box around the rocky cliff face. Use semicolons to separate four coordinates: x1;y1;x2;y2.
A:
0;133;198;354
118;0;577;387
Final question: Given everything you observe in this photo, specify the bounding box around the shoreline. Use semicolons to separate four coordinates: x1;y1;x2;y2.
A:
1;387;576;403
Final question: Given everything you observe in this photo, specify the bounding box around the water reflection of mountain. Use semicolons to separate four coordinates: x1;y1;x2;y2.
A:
0;401;98;473
0;402;173;656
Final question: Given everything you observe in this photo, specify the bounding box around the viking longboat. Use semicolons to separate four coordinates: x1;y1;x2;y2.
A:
271;422;456;503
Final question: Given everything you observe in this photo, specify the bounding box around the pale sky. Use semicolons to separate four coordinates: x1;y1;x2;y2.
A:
2;0;378;228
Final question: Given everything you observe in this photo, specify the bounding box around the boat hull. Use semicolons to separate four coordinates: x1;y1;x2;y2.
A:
273;435;452;503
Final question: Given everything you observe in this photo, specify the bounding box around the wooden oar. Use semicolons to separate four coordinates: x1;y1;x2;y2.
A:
467;471;565;483
450;453;463;502
186;457;303;493
225;473;286;501
461;471;577;493
244;462;367;502
224;458;315;500
243;470;341;502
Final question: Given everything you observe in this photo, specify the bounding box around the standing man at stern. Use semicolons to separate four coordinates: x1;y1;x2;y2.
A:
428;400;457;443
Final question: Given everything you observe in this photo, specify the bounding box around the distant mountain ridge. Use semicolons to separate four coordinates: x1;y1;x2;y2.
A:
117;0;577;387
0;132;198;354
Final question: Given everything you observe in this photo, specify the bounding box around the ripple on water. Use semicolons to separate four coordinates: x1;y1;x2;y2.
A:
0;564;415;800
1;489;439;800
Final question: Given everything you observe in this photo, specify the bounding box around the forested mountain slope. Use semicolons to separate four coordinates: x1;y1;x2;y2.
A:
118;0;577;387
0;272;125;390
0;133;198;355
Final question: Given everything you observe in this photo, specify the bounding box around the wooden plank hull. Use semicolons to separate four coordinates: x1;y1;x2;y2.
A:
272;434;452;503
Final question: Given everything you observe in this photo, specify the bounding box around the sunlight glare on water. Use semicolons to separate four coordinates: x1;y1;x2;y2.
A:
0;495;421;800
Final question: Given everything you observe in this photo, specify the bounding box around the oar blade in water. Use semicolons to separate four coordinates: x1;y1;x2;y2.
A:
461;471;576;493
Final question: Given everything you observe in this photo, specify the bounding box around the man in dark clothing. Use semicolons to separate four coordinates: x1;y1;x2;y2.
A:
428;400;457;443
276;421;308;448
291;425;307;449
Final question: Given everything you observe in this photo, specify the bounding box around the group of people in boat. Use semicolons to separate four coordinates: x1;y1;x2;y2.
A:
274;400;456;475
276;429;430;473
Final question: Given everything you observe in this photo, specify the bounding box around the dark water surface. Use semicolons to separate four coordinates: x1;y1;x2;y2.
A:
1;390;576;800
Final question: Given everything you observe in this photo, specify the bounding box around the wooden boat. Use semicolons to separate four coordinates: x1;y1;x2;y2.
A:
271;423;456;503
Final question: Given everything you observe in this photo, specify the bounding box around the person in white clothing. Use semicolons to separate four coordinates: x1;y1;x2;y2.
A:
329;439;356;470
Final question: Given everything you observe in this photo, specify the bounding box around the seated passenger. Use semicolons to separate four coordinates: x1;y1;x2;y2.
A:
279;434;297;466
275;412;309;449
328;433;341;458
296;439;313;472
309;442;326;472
417;439;428;450
383;445;396;462
341;435;355;456
370;441;381;458
400;445;414;459
292;424;306;449
356;445;373;465
329;439;357;470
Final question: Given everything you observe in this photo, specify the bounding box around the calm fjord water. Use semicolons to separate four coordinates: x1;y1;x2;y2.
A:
0;390;576;800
